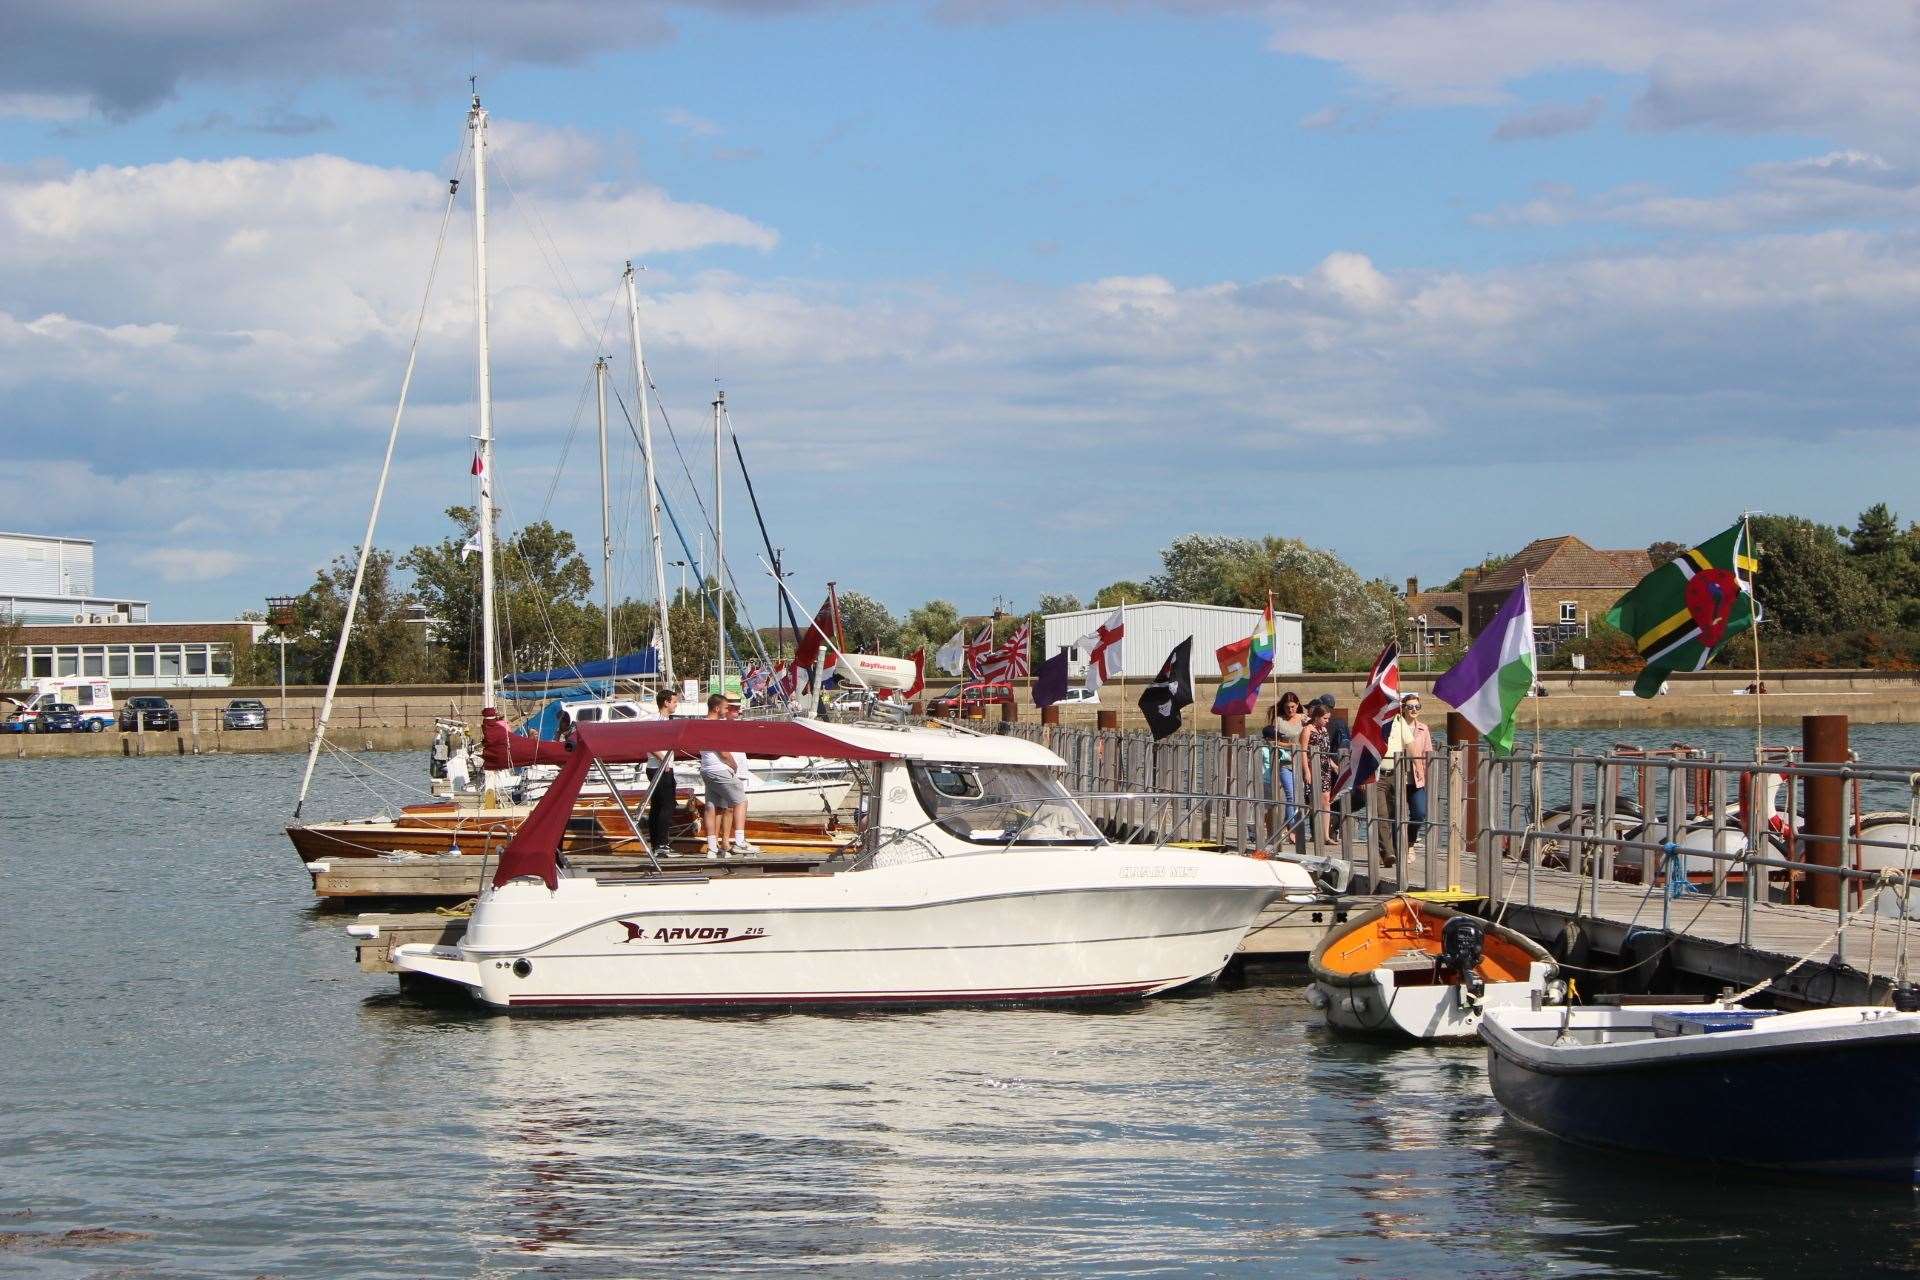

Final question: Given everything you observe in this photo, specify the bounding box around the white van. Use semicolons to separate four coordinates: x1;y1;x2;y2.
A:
24;677;116;732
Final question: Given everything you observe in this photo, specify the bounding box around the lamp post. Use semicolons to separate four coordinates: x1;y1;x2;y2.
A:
266;596;297;730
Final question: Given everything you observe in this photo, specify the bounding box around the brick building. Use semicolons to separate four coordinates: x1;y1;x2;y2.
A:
1465;536;1653;653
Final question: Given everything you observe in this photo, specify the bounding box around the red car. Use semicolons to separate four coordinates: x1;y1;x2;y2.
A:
927;682;1015;716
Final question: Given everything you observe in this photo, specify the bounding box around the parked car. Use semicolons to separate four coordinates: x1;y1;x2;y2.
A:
120;696;180;732
1054;687;1100;706
926;682;1015;716
40;702;84;732
222;698;269;730
0;703;36;733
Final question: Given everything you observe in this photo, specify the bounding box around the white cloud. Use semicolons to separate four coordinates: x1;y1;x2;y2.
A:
132;548;248;584
1478;150;1920;233
1265;1;1920;148
1494;95;1604;142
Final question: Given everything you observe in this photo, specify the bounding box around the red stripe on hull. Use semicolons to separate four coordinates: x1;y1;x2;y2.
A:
505;977;1181;1009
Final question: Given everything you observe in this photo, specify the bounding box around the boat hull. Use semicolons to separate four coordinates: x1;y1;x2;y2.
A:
393;849;1289;1011
1310;969;1551;1042
1483;1007;1920;1182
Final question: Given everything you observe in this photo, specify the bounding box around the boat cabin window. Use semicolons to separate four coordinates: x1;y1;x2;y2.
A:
575;707;601;723
907;762;1102;846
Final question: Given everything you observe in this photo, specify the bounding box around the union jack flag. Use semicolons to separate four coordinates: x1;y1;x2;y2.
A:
977;622;1032;681
963;622;995;678
1332;641;1402;799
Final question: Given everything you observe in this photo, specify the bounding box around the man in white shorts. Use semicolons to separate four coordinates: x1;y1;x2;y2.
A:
698;694;759;857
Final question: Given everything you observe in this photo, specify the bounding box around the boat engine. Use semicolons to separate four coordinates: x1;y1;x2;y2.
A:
1438;915;1487;1003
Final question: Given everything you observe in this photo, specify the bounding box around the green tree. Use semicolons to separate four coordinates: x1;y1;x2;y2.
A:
1750;514;1889;636
1439;553;1512;591
1851;503;1901;557
1036;592;1082;614
0;608;23;688
1092;580;1147;608
897;599;962;658
1645;540;1687;566
403;507;601;681
1146;533;1397;668
289;548;431;685
835;590;899;654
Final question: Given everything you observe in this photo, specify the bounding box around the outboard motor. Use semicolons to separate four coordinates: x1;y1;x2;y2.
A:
1438;915;1488;1004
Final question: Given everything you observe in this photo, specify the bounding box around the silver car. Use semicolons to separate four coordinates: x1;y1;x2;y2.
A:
222;699;269;730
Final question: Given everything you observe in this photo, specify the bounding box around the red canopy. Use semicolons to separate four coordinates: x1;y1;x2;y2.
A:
481;715;573;769
491;719;891;890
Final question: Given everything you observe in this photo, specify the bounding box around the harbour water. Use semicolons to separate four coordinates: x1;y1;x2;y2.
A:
7;740;1920;1277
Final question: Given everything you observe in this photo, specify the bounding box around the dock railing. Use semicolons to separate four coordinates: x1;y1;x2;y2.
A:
1010;722;1920;961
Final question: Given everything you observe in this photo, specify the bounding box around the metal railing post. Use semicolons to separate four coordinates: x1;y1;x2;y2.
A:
1709;753;1728;898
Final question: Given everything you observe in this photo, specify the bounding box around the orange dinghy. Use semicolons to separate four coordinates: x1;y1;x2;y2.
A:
1307;897;1560;1042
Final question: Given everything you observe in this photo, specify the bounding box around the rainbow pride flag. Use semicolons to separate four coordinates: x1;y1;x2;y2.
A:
1210;601;1276;716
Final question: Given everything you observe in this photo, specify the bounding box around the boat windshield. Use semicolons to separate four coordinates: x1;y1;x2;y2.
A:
907;761;1104;846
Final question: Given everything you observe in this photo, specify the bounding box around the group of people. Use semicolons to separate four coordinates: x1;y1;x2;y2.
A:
1258;690;1432;854
572;687;761;860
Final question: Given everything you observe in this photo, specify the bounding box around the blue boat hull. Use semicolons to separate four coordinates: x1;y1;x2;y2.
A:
1488;1037;1920;1183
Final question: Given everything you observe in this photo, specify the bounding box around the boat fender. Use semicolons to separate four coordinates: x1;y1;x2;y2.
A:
1550;922;1589;969
511;959;533;979
1896;984;1920;1013
1305;983;1329;1010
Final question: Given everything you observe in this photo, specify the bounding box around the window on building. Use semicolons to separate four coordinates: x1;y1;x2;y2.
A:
158;648;182;678
109;650;130;678
56;648;77;677
82;648;104;677
1559;601;1578;624
133;648;156;678
30;650;53;678
211;646;232;677
186;646;208;677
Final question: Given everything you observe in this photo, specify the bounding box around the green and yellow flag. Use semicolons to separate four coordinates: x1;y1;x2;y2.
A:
1606;522;1759;699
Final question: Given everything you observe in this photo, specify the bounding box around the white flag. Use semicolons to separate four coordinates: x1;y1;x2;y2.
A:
459;532;483;563
1077;607;1124;692
935;628;967;676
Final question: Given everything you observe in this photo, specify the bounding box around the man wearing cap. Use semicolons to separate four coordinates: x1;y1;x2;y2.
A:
1379;693;1433;849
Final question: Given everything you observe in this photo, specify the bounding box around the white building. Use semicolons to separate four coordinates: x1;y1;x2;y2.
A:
0;531;148;625
1042;601;1305;680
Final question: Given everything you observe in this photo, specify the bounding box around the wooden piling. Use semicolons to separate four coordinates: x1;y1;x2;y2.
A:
1096;710;1118;731
1219;713;1246;737
1000;701;1018;723
1802;713;1849;911
1040;704;1060;726
1446;711;1480;861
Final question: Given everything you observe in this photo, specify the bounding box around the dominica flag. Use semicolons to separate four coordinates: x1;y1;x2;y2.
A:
1606;521;1759;699
1209;600;1277;716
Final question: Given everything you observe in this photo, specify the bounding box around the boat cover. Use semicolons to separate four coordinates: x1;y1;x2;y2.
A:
481;714;574;770
492;720;892;889
503;650;658;686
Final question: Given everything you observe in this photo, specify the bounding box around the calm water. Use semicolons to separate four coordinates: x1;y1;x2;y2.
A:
7;745;1920;1278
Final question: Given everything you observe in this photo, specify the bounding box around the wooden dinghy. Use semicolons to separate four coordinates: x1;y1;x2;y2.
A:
1307;896;1560;1042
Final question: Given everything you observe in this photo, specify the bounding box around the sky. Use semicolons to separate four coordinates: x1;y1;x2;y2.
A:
4;0;1919;629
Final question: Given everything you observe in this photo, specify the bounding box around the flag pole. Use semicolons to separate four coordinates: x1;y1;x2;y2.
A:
1528;571;1542;752
1744;510;1763;762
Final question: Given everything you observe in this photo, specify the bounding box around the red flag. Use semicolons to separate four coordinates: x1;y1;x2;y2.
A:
790;593;842;676
470;452;485;477
978;621;1032;681
963;622;995;678
906;647;925;698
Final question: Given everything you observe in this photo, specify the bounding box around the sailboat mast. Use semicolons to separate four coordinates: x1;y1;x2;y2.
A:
713;388;726;698
594;356;614;663
470;95;498;711
625;263;674;684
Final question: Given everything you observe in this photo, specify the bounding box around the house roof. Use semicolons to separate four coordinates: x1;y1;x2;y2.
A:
1405;590;1465;628
1473;536;1651;593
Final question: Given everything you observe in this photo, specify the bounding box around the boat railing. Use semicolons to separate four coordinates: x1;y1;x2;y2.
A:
1005;721;1920;963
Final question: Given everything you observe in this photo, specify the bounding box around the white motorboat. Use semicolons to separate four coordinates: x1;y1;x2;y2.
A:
392;719;1310;1010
